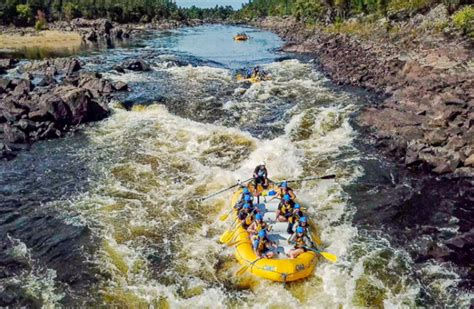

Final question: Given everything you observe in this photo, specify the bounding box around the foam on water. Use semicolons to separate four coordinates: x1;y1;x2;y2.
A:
33;57;469;307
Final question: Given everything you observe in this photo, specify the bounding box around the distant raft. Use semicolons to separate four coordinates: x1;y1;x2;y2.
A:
233;33;249;41
227;184;320;282
235;73;272;84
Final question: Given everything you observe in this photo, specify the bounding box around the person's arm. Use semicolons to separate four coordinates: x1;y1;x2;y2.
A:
247;222;256;233
252;239;259;252
304;236;313;248
289;190;296;200
288;233;296;244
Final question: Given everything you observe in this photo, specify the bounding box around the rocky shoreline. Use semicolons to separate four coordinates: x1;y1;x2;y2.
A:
0;17;206;160
254;10;473;178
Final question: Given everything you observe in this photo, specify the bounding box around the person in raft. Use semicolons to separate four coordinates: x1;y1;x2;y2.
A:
253;230;277;258
253;161;268;189
239;203;255;228
287;203;304;234
276;194;295;222
287;226;314;259
294;216;310;235
235;190;252;211
277;181;296;200
247;213;270;237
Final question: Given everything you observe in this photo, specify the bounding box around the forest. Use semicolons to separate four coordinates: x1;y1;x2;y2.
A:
0;0;235;26
236;0;472;23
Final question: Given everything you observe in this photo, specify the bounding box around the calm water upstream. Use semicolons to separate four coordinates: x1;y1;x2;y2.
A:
0;25;471;307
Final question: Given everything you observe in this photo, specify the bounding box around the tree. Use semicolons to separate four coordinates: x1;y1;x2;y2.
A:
63;2;80;20
16;4;33;26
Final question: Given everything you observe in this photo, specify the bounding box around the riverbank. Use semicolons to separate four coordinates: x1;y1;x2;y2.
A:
253;6;473;178
0;17;210;160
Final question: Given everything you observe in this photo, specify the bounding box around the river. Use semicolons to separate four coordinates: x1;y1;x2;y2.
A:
0;24;471;307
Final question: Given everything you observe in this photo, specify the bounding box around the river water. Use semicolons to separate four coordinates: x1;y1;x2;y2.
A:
0;25;471;307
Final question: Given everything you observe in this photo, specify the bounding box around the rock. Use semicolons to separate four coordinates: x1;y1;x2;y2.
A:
37;75;55;87
114;66;125;73
0;58;18;74
16;119;37;132
0;78;12;94
84;30;97;42
65;59;82;75
12;79;33;96
39;92;71;124
444;97;466;107
425;129;447;146
3;124;26;143
122;59;151;71
114;81;129;91
54;86;108;124
465;154;474;167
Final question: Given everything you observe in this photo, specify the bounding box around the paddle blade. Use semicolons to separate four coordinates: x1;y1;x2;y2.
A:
319;251;337;263
321;174;336;180
219;213;229;222
219;231;231;244
268;190;276;196
235;265;249;276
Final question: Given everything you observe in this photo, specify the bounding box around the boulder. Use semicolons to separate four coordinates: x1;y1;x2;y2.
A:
12;79;33;96
3;124;26;143
0;58;18;74
465;154;474;167
65;59;82;76
0;78;12;94
114;81;129;91
425;129;447;146
122;59;151;71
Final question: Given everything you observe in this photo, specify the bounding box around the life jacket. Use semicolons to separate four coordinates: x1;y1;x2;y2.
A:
253;236;267;252
280;202;293;216
244;213;254;226
294;235;306;248
289;210;303;224
255;221;267;232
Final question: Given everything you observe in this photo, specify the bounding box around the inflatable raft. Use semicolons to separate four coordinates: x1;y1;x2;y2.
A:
228;185;319;282
233;34;249;41
235;73;272;84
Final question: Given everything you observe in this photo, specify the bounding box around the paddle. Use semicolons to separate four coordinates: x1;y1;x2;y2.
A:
270;174;336;186
219;218;240;244
197;177;253;202
236;257;263;276
219;208;234;222
304;247;337;263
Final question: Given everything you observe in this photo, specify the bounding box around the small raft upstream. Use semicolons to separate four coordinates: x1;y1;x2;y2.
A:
226;184;320;282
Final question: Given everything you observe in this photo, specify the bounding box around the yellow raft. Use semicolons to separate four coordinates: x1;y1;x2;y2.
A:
235;73;272;84
233;34;249;41
228;185;319;282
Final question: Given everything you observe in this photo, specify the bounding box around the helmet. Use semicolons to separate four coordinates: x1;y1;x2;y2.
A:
243;188;250;194
258;230;266;238
296;226;304;234
244;195;251;202
260;161;265;166
280;181;288;188
300;216;307;223
256;213;263;221
243;203;251;209
294;203;301;209
283;194;291;202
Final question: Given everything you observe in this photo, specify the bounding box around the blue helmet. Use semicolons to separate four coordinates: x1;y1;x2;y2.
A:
294;203;301;209
244;195;251;202
296;226;304;234
243;188;250;194
256;213;263;221
243;203;251;209
280;181;288;188
283;194;291;202
258;230;266;238
300;216;307;223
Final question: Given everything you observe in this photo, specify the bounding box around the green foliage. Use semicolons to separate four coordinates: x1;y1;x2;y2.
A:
63;2;81;21
293;0;323;22
452;5;474;36
16;4;33;25
387;0;433;15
